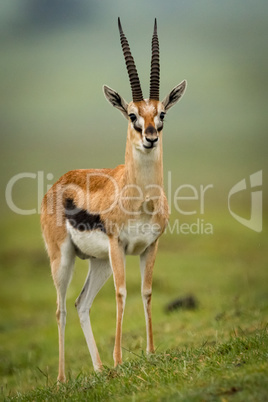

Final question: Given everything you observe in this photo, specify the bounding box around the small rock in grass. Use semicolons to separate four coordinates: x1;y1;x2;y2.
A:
165;294;198;313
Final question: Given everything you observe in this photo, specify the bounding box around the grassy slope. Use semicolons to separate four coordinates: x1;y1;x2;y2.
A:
0;214;267;400
4;330;268;401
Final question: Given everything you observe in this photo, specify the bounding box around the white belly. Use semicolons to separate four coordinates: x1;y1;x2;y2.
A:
67;221;109;259
67;219;160;259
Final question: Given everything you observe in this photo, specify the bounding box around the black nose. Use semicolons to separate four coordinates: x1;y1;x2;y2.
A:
145;125;157;136
145;137;158;144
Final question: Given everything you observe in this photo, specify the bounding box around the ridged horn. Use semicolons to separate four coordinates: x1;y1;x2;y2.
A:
149;18;160;101
118;18;143;103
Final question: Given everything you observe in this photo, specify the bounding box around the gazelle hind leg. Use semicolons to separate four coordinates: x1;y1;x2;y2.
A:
75;258;112;371
51;237;76;382
140;240;158;354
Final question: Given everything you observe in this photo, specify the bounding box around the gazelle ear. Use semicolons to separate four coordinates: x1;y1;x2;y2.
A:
103;85;129;119
162;80;187;112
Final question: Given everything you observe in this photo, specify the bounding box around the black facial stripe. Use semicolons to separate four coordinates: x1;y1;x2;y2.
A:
133;122;142;133
65;198;106;232
157;122;163;132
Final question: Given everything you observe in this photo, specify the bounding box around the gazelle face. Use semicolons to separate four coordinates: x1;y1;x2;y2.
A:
103;80;187;153
103;19;187;155
103;19;187;154
127;100;165;152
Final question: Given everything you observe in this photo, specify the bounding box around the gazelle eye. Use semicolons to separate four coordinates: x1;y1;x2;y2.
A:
129;113;137;123
160;112;166;121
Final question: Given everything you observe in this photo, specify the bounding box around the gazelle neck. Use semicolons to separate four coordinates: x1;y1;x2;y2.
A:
124;127;163;191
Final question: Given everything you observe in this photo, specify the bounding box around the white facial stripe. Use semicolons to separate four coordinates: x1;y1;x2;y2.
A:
155;103;165;131
137;115;144;131
129;105;139;115
128;102;165;135
128;105;144;132
157;103;163;113
154;115;160;127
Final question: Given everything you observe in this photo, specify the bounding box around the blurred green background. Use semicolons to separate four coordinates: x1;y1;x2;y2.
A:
1;0;267;202
0;0;267;395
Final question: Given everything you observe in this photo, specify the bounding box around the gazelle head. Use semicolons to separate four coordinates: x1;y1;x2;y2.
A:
104;18;187;153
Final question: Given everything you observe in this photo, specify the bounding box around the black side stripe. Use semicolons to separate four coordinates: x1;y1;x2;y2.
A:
65;198;106;232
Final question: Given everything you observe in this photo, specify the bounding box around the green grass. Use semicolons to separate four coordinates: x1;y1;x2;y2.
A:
2;329;268;401
0;213;267;400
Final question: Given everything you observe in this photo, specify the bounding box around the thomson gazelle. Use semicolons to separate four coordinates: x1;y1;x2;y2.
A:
41;18;186;382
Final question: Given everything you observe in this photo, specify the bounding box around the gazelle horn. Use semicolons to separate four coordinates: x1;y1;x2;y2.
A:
118;18;144;103
149;18;160;101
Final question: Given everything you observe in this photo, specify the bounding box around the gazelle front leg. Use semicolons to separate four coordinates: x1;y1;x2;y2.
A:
140;240;158;354
109;236;126;366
